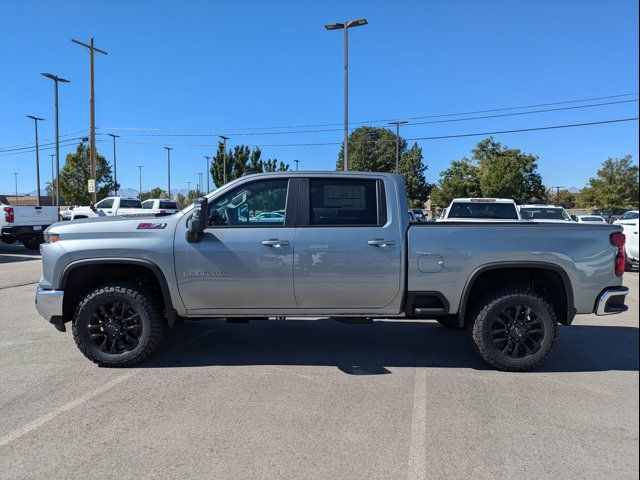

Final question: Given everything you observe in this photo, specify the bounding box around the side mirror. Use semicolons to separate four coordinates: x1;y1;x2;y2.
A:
89;203;97;212
186;197;207;243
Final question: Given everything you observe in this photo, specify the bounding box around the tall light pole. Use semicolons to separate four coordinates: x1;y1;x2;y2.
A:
26;116;45;205
71;37;108;204
50;154;55;201
197;172;203;196
137;165;143;200
324;18;368;172
218;135;229;185
294;159;300;171
388;120;408;173
107;134;120;196
163;147;173;198
41;73;70;208
187;181;191;194
13;173;19;205
204;156;211;192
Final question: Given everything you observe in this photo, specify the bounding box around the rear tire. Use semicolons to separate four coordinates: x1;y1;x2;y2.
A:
72;283;165;367
469;288;558;371
22;237;42;250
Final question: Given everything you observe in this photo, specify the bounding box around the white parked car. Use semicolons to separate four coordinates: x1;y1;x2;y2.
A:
576;215;607;224
1;202;59;249
60;205;78;221
519;204;573;223
438;198;521;222
72;197;155;220
614;210;639;270
141;198;179;215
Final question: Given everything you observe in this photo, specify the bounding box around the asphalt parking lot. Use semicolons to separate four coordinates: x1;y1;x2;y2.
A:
0;242;638;480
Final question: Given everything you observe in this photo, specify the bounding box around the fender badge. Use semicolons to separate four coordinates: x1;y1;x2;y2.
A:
137;222;167;230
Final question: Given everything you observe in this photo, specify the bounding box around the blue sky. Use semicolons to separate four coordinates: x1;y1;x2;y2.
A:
1;0;638;196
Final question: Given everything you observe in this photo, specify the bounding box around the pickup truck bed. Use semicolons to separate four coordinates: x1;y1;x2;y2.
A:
35;172;629;371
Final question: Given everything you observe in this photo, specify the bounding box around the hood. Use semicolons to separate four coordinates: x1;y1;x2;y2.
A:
46;212;183;238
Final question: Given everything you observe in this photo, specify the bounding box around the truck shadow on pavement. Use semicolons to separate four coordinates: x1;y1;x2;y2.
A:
142;318;639;374
0;244;41;264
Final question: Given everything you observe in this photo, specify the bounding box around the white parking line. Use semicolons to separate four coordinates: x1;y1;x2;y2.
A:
407;368;427;480
0;329;214;448
0;371;136;447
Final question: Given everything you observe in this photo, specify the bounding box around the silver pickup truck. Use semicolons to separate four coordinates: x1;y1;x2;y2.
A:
35;172;629;371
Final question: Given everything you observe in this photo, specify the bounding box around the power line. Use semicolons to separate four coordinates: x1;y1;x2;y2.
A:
0;138;104;157
98;92;638;133
101;98;638;138
0;130;89;152
91;117;639;148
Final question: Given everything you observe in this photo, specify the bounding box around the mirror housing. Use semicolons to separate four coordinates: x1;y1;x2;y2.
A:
186;197;207;243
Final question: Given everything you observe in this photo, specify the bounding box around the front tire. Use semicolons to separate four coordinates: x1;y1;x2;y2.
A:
72;283;165;367
469;288;558;371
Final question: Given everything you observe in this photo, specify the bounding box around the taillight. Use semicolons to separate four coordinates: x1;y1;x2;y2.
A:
610;232;626;276
3;206;14;223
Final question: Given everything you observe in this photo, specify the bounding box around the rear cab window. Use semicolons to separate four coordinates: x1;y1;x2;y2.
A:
120;199;142;209
448;202;518;220
159;201;178;210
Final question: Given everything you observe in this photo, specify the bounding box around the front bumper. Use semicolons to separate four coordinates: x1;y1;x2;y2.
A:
35;288;65;330
595;286;629;316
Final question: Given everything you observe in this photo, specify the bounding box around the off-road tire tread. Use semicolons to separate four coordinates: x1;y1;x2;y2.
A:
469;287;558;372
72;282;165;367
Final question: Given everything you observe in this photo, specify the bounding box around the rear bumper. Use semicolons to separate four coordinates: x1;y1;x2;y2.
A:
35;288;64;328
595;286;629;316
2;225;48;241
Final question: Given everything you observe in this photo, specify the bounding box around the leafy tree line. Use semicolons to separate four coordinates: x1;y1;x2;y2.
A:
210;143;289;187
430;138;546;207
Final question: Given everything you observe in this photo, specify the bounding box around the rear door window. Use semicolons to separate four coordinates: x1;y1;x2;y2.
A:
120;199;142;209
308;179;380;226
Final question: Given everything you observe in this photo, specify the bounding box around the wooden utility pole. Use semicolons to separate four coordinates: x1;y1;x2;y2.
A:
72;37;107;204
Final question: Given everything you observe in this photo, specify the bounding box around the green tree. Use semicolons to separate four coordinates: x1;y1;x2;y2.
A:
578;155;639;211
335;126;431;207
58;142;116;205
473;137;545;203
211;144;287;187
140;187;168;201
549;188;576;207
430;159;481;207
175;193;188;209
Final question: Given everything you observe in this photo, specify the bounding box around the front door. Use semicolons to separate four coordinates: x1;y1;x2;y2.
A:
174;177;297;312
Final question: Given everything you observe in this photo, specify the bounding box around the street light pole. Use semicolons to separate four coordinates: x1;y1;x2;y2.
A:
137;165;143;200
13;173;19;205
197;173;203;196
50;154;55;200
294;159;300;171
388;120;408;173
107;134;120;196
26;116;45;205
218;135;229;185
71;37;108;204
163;147;173;198
204;156;211;192
324;18;368;172
41;73;70;208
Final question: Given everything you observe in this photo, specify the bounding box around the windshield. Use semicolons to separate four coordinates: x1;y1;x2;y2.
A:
448;202;518;220
520;207;571;221
120;199;142;209
620;211;639;220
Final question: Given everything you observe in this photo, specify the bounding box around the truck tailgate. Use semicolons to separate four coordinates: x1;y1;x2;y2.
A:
11;206;58;226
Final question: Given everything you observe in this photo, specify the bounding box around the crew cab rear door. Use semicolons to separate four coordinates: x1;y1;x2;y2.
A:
293;177;402;309
174;177;297;311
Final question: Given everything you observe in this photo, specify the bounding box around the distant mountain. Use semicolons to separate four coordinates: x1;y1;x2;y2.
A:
567;186;582;194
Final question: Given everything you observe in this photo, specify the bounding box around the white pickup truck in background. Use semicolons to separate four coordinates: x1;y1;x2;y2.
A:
141;198;180;214
438;198;522;222
1;203;59;249
71;197;169;220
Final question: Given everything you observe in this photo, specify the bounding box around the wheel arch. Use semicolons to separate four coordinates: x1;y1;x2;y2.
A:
60;258;177;326
459;262;575;327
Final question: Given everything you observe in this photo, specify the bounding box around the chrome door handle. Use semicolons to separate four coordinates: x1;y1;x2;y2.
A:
261;239;289;247
368;239;395;247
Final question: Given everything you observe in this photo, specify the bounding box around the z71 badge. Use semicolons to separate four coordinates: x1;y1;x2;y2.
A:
137;222;167;230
